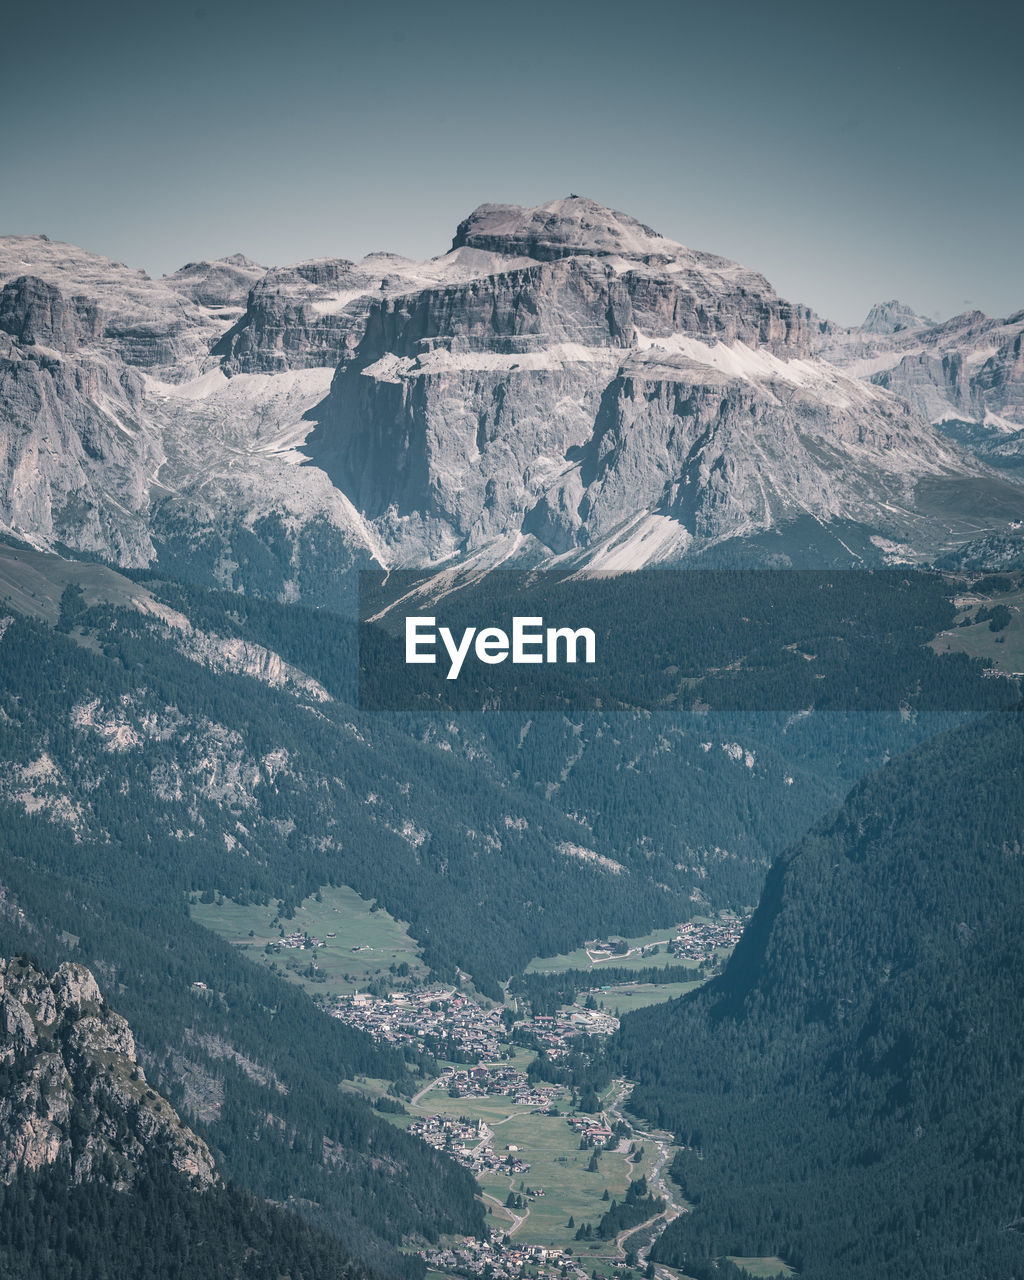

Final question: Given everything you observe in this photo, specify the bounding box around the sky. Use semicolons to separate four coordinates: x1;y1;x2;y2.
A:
3;0;1021;326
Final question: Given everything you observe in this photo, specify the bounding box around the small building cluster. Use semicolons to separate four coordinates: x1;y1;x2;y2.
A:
422;1237;590;1280
566;1114;614;1146
276;929;325;951
529;1007;620;1056
329;987;503;1056
408;1115;531;1175
443;1065;560;1106
669;917;745;961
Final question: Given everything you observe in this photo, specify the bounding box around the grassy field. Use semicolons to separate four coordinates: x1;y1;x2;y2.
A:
526;915;740;976
0;542;169;625
725;1258;796;1278
931;582;1024;675
575;981;701;1016
190;884;429;998
400;1076;660;1254
526;928;690;974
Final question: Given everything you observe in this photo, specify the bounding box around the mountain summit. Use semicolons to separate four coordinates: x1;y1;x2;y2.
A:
450;195;672;261
859;298;934;334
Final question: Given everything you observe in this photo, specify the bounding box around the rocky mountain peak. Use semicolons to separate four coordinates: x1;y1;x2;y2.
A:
860;298;934;334
450;195;673;262
166;254;267;308
0;955;216;1189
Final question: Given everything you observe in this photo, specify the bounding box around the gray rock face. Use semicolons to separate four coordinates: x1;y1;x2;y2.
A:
217;257;379;374
311;198;997;567
431;196;814;356
859;298;934;334
0;201;1020;583
317;328;972;566
0;236;230;379
215;247;543;375
451;196;670;260
820;305;1024;490
823;306;1024;428
0;236;250;566
871;320;1024;430
165;253;266;309
0;325;158;564
971;319;1024;421
0;276;101;352
0;956;217;1188
353;254;810;364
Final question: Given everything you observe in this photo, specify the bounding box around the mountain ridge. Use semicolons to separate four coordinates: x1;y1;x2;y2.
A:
1;198;1023;602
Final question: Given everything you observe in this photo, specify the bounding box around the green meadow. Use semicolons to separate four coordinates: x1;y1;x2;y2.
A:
526;929;689;974
190;884;429;998
576;981;701;1016
402;1076;661;1254
725;1258;796;1278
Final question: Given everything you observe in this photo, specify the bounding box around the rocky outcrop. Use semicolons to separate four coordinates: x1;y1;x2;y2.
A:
971;320;1024;421
0;236;231;565
367;197;813;360
822;305;1024;430
316;331;976;564
175;628;334;701
451;197;671;260
0;236;233;379
0;956;217;1189
0;324;159;563
859;298;934;335
165;253;266;310
215;248;537;375
0;276;102;353
216;257;380;374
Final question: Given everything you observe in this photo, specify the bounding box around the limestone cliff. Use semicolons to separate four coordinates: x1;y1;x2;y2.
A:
0;956;216;1189
1;200;1022;583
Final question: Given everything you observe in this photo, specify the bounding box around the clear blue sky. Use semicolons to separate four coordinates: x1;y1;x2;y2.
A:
4;0;1021;325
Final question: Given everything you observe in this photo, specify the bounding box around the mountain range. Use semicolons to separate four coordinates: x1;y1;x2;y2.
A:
1;197;1023;1280
2;196;1023;606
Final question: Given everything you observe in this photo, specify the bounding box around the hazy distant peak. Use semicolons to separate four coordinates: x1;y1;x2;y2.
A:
166;254;267;307
218;252;263;269
859;298;934;334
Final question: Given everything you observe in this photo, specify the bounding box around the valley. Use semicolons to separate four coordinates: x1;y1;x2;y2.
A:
0;187;1021;1280
191;881;741;1278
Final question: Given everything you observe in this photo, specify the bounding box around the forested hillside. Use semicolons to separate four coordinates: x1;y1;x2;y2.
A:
614;709;1024;1280
0;1153;385;1280
5;557;993;996
0;807;483;1277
